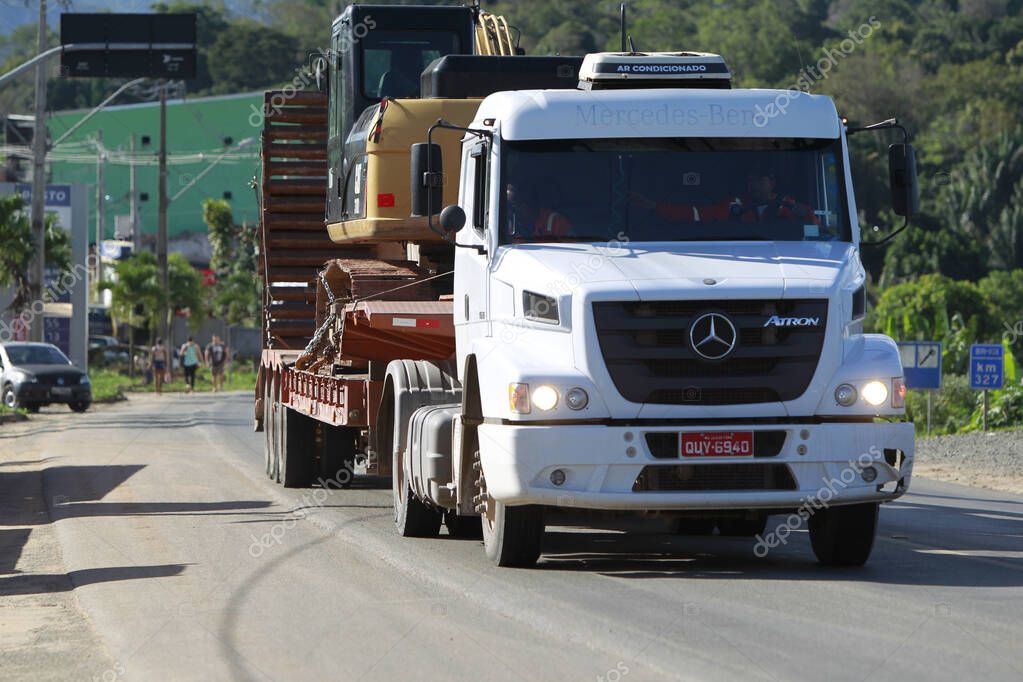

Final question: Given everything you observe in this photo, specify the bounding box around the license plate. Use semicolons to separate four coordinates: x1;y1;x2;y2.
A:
51;387;72;397
681;431;754;457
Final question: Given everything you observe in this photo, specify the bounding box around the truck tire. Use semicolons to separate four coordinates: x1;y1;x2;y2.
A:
280;407;315;488
482;501;544;567
444;512;483;539
717;515;768;537
263;379;275;478
320;425;357;487
393;445;442;537
808;502;879;566
68;401;90;413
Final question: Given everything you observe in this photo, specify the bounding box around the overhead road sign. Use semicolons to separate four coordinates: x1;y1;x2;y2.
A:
60;13;197;79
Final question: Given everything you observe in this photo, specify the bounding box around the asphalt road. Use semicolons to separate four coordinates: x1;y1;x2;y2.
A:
1;392;1022;681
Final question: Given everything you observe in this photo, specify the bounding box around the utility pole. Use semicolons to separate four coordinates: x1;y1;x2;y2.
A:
157;80;169;344
28;0;48;341
129;133;139;252
94;129;104;300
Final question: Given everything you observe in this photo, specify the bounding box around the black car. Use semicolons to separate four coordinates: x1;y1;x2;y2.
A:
0;342;92;413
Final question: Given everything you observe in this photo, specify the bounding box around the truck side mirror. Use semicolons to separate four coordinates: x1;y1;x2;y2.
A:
889;143;919;218
410;142;443;217
439;205;466;233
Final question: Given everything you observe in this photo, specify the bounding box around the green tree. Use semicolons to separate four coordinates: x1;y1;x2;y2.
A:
104;251;204;337
869;274;997;373
202;199;261;327
168;253;206;332
207;22;301;94
934;127;1023;272
203;198;236;278
0;194;72;316
103;251;164;340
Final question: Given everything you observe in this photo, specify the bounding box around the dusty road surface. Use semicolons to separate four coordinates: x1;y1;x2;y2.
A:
1;392;1021;682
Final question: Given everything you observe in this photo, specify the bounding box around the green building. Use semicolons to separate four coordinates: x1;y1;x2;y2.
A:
46;91;264;247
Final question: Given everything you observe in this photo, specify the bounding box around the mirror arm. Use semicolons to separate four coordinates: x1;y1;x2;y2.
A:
845;117;909;142
425;119;493;246
847;117;914;247
861;215;909;248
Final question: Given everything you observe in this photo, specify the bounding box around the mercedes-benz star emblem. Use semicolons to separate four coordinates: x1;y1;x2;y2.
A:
689;312;738;360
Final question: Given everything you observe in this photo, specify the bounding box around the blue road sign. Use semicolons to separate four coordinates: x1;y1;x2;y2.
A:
969;344;1004;390
898;341;942;390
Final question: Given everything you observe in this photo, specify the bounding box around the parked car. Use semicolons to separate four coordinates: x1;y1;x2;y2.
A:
89;336;131;368
89;335;120;349
0;342;92;413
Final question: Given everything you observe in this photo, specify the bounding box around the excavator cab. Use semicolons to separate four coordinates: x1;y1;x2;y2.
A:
327;5;475;222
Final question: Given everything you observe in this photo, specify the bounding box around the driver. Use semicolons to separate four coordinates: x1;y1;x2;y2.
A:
506;183;572;239
633;167;819;224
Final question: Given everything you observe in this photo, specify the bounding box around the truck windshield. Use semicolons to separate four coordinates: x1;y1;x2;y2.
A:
499;138;849;244
362;30;460;99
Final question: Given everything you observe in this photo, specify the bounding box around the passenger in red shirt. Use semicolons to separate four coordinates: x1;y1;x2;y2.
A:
633;169;819;225
506;184;572;240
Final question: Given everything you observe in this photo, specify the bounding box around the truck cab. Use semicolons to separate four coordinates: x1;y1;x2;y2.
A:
416;52;915;566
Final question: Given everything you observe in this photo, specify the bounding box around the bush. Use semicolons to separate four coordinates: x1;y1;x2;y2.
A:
905;374;979;435
968;382;1023;431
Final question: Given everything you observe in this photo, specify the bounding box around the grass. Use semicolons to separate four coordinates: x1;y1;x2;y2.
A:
89;363;258;399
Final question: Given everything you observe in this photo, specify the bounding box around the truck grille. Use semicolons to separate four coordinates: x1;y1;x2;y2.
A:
593;299;827;405
632;464;797;492
36;373;81;387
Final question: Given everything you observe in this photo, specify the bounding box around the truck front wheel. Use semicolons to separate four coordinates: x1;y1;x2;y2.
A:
482;501;544;567
392;451;442;537
808;502;879;566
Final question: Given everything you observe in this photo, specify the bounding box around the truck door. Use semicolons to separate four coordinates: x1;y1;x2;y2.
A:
454;139;492;372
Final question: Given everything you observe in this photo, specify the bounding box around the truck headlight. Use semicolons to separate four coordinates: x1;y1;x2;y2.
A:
79;375;91;385
565;387;589;410
834;383;857;407
531;385;559;411
523;291;559;324
861;380;889;407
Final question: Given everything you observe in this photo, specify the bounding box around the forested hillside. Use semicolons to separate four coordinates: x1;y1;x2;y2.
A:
2;0;1022;429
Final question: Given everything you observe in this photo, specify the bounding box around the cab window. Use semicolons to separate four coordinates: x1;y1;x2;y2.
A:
362;30;460;99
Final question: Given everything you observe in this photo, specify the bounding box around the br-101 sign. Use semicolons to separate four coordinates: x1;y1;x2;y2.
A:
969;344;1004;390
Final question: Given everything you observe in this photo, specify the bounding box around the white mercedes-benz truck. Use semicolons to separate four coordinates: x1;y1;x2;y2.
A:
395;51;917;567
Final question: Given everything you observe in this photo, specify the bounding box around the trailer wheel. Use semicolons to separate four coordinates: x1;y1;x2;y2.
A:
321;425;357;488
482;501;544;567
808;502;879;566
280;407;315;488
263;378;275;478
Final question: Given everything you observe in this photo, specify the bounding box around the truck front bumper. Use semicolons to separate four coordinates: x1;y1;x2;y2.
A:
477;421;914;511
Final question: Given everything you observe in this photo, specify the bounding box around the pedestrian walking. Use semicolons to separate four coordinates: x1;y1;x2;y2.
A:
179;336;203;393
151;338;168;395
206;335;229;392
